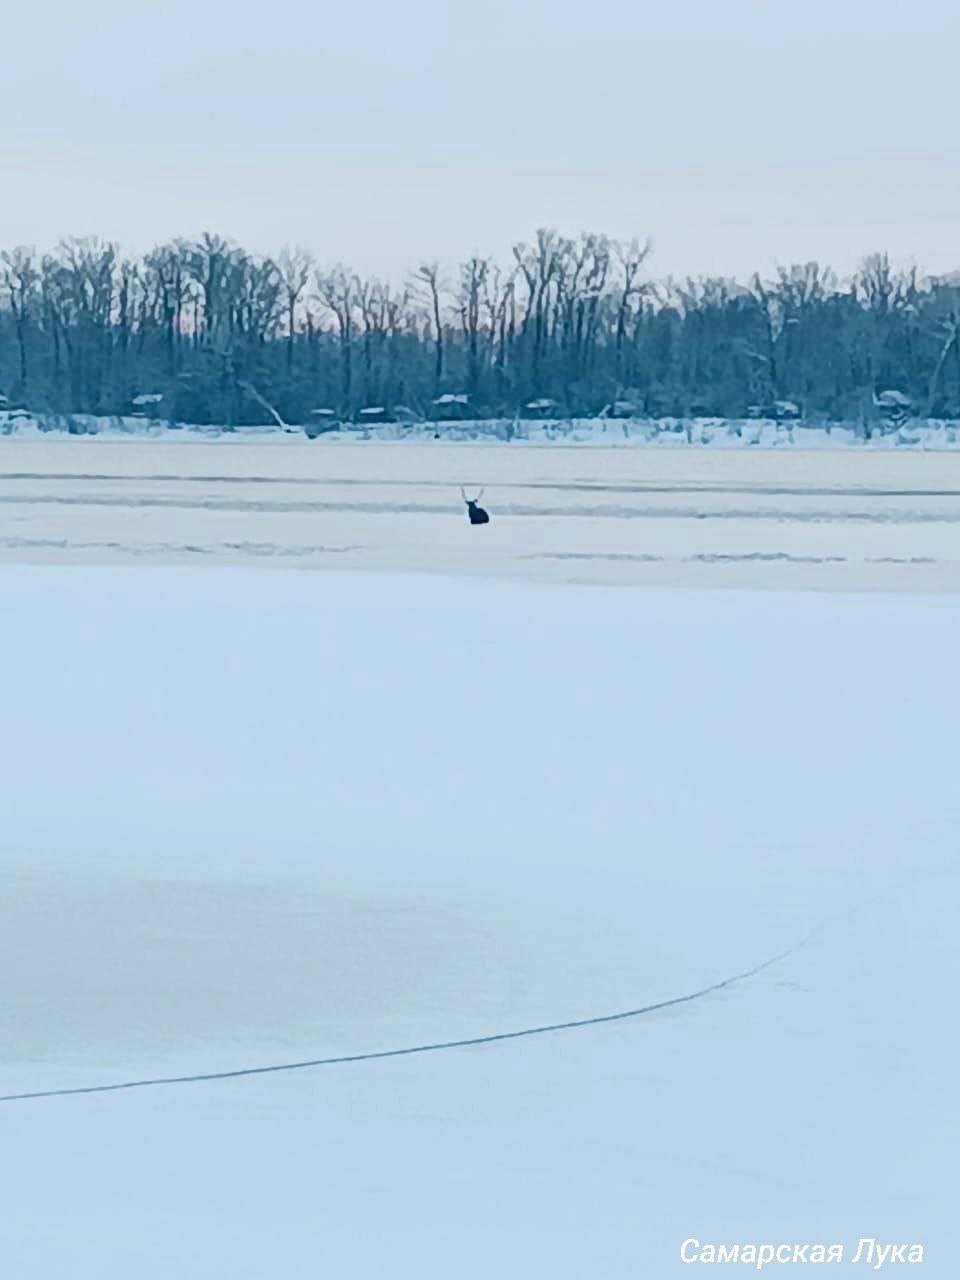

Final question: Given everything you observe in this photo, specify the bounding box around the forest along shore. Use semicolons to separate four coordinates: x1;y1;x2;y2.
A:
2;438;960;592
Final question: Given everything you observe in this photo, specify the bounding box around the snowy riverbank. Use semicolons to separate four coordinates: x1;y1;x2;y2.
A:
6;408;960;450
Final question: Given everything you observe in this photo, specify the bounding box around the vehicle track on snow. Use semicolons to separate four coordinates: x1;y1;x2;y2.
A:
0;491;956;523
6;470;960;498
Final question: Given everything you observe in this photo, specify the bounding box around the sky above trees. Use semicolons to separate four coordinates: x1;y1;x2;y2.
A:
2;0;957;281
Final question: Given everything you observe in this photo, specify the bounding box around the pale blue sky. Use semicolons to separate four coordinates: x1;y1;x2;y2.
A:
2;0;957;280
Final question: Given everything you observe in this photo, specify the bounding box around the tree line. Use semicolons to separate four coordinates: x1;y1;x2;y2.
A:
2;231;959;426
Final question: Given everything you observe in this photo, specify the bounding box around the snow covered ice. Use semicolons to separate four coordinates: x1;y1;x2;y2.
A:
0;439;956;1277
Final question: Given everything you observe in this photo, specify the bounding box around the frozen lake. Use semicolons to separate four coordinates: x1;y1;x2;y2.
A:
3;436;960;590
0;440;956;1276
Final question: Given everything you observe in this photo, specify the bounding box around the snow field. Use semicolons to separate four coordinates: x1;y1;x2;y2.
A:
0;566;956;1275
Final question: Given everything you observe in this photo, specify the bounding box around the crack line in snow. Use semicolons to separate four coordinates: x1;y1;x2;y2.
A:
0;923;827;1105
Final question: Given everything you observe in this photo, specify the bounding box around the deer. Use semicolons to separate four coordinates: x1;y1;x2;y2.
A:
460;487;490;525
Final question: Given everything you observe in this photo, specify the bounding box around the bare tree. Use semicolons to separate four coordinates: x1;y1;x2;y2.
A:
926;284;960;414
1;247;38;396
316;266;356;412
457;257;488;397
412;263;445;393
614;238;651;386
277;247;314;373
